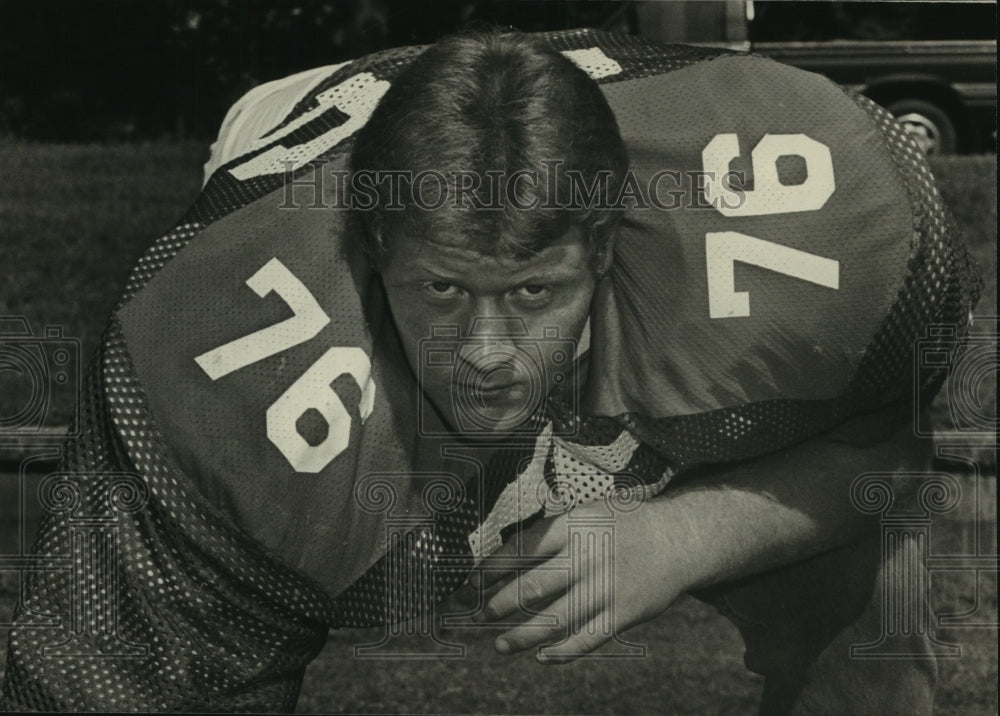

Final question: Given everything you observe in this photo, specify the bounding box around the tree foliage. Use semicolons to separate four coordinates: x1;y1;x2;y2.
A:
0;0;631;141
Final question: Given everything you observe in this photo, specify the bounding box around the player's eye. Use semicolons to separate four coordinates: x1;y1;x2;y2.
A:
423;281;461;298
514;285;551;302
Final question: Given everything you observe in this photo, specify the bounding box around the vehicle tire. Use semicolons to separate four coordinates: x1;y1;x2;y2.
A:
884;99;959;155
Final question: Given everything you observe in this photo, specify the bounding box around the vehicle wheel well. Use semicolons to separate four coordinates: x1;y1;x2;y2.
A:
863;82;970;151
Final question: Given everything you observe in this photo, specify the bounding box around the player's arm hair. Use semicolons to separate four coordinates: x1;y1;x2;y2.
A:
652;400;931;590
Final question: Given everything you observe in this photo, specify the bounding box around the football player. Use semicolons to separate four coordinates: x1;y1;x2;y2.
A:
2;29;979;714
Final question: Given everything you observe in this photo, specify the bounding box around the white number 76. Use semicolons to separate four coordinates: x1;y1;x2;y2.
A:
701;133;840;319
194;258;376;473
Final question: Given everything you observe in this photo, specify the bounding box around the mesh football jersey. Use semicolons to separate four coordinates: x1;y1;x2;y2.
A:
2;29;980;711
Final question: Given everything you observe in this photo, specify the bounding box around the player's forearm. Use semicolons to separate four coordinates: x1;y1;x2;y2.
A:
649;406;929;594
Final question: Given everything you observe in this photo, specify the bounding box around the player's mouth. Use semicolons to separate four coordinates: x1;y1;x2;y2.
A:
456;381;527;401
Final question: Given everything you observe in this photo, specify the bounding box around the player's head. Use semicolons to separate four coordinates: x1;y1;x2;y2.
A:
349;30;628;436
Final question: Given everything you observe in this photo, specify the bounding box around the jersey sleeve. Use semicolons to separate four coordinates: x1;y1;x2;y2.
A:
582;50;982;470
202;63;349;186
1;329;331;712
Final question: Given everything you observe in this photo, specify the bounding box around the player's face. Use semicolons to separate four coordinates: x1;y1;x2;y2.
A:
381;226;603;437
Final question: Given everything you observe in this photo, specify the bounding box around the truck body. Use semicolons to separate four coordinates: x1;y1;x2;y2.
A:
635;1;997;154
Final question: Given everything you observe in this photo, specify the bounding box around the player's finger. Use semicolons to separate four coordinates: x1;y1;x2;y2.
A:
492;593;570;655
439;583;480;619
476;559;568;623
535;612;618;664
471;515;570;588
469;553;546;591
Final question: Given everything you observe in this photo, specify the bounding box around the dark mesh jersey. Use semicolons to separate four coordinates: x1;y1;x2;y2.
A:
3;29;980;712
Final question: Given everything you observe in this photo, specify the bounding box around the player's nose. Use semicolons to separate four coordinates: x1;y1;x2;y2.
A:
466;314;527;341
456;314;533;380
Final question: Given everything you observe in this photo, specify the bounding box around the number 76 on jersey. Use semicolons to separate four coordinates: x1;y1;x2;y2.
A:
701;132;840;319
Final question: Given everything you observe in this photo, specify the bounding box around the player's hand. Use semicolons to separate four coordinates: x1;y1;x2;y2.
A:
461;498;694;663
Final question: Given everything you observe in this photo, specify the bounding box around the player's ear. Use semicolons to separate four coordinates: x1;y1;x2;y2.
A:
367;215;387;273
593;230;617;278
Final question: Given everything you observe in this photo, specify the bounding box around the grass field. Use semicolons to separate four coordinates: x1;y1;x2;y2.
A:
0;141;206;427
0;488;994;713
1;142;997;713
